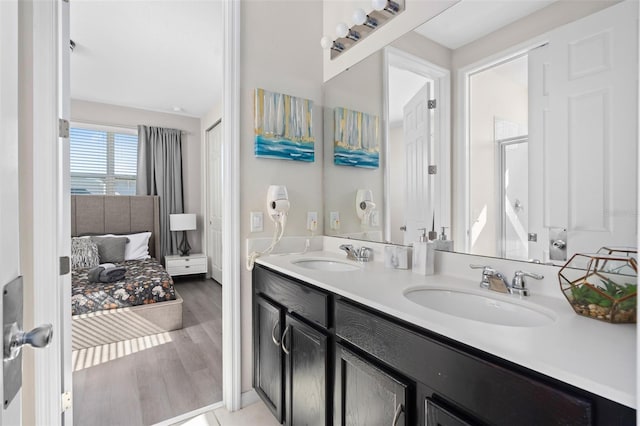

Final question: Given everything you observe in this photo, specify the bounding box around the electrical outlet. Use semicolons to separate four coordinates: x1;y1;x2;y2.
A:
307;211;318;232
250;212;263;232
370;210;379;227
330;211;340;230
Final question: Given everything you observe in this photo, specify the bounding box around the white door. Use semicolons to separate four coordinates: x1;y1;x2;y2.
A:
0;0;23;423
528;0;638;262
403;83;433;245
207;122;223;283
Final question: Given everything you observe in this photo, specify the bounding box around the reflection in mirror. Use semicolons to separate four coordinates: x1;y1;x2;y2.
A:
322;0;638;264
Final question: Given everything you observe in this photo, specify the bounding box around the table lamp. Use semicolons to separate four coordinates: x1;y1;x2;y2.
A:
170;213;196;256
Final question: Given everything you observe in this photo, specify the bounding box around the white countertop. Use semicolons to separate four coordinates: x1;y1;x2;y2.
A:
256;250;637;409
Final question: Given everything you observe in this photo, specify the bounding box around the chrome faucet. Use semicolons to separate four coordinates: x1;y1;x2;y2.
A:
339;244;372;262
470;265;543;296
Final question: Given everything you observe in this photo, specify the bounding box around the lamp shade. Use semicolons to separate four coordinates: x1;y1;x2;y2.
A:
170;214;196;231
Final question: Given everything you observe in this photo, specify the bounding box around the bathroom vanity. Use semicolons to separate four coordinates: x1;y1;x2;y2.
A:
252;252;636;425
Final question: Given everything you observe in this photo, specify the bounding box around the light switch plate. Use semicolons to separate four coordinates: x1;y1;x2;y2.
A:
250;212;263;232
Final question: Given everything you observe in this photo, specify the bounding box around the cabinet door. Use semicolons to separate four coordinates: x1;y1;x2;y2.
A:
334;344;409;426
254;296;284;422
425;399;474;426
283;314;328;426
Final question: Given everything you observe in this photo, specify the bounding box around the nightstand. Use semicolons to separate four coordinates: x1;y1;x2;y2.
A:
165;253;207;276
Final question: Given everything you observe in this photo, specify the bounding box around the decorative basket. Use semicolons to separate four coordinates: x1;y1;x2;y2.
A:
558;251;637;323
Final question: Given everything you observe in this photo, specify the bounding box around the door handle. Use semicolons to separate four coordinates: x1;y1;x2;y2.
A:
400;225;406;231
392;403;404;425
4;323;53;361
3;276;54;408
271;319;281;346
281;325;290;355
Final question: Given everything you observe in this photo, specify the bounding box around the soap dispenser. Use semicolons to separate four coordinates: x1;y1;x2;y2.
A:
434;226;453;252
412;228;435;275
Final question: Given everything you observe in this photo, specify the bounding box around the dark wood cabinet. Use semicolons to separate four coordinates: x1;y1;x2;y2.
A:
284;313;328;426
253;266;330;425
252;265;636;426
334;344;409;426
253;295;284;422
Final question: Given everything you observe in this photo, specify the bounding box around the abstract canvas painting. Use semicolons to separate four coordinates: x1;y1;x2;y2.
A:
334;107;380;169
254;88;314;162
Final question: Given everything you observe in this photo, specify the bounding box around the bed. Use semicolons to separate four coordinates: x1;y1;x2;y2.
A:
71;195;183;350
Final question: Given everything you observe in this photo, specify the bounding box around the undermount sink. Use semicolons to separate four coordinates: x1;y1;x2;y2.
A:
404;288;556;327
291;258;361;272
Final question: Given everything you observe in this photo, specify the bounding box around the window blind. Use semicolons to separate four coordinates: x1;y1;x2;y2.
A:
70;126;138;195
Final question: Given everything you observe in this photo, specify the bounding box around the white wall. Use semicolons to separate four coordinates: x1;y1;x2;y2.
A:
71;99;204;253
468;68;527;257
240;0;324;392
323;51;384;237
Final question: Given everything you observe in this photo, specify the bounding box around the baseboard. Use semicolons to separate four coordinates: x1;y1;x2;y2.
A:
241;389;260;408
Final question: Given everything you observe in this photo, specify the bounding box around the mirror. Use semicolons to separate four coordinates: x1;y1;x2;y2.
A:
323;0;638;264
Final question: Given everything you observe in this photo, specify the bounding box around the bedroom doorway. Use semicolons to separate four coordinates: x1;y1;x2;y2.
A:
67;1;226;424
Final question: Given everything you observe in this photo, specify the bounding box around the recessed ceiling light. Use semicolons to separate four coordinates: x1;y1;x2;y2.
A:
172;106;183;112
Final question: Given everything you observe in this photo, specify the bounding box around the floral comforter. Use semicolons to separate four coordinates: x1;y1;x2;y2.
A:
71;258;176;315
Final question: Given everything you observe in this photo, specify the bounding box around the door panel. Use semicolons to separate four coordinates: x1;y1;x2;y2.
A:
254;296;284;422
0;0;22;423
403;83;432;245
334;344;409;426
285;314;327;426
206;122;223;283
529;1;638;261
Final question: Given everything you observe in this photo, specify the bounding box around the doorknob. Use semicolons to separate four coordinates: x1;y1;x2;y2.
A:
4;323;53;361
400;225;406;231
3;276;54;408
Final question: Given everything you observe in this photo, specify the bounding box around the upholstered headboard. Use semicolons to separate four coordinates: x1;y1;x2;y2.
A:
71;195;161;259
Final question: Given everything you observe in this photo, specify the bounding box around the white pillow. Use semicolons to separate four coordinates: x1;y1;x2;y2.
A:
121;232;152;260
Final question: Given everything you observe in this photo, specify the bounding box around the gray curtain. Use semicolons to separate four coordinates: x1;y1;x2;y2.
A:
136;125;184;261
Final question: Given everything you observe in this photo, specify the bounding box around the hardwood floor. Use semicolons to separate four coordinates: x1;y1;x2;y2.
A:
73;277;223;426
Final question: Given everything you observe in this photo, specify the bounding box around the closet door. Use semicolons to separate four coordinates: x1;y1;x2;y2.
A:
205;121;222;282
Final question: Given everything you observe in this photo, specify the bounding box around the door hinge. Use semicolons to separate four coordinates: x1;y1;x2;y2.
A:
428;99;437;109
58;119;69;138
61;391;72;412
60;256;70;276
428;165;437;175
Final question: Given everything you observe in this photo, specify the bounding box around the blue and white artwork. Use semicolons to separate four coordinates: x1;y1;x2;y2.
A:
334;107;380;169
254;88;314;162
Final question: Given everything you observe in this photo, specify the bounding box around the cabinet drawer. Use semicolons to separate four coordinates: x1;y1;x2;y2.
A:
335;300;593;426
166;256;207;269
168;264;207;275
254;266;329;328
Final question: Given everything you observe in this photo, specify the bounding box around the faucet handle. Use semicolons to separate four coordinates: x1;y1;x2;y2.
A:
469;264;496;274
512;270;544;290
469;264;496;288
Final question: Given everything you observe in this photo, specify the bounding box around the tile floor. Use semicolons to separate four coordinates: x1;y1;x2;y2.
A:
176;400;280;426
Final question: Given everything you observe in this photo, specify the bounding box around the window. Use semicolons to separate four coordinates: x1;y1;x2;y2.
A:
70;125;138;195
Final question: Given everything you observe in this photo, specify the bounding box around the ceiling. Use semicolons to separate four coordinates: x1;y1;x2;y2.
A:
70;0;223;118
414;0;556;49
